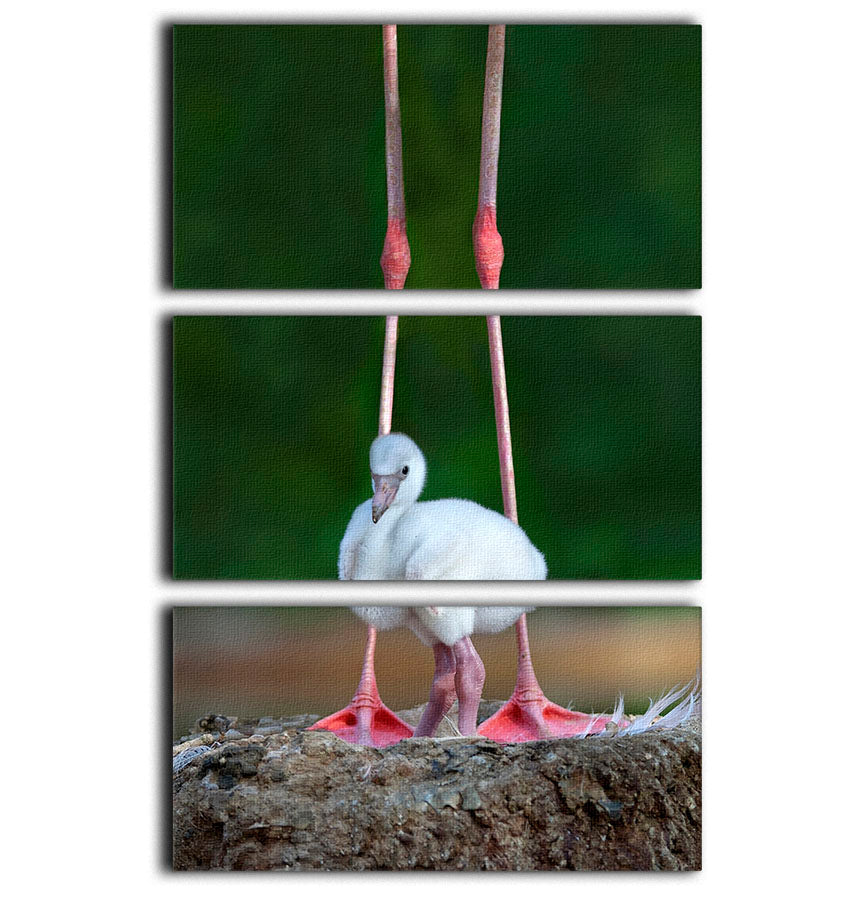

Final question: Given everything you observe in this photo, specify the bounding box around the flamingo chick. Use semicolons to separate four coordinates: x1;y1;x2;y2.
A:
339;434;546;580
310;606;531;746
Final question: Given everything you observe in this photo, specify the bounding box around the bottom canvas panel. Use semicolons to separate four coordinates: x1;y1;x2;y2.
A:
172;605;701;871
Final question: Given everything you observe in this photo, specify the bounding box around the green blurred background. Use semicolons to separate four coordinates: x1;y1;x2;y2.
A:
173;24;700;288
173;606;701;739
173;315;700;579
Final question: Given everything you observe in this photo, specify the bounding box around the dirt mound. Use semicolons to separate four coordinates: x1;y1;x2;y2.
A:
172;705;700;871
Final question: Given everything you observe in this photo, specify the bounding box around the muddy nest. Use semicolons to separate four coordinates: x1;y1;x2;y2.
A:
172;703;701;871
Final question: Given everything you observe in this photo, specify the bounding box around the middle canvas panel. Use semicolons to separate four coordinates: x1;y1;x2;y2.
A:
173;315;700;580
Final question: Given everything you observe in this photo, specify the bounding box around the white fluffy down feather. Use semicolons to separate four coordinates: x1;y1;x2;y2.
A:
339;434;546;580
351;605;532;647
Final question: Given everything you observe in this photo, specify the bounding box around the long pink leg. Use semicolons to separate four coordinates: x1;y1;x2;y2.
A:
480;319;628;741
380;25;411;288
378;315;398;437
414;642;457;737
309;625;412;747
486;315;518;520
479;616;628;741
473;25;506;289
365;313;399;666
310;315;404;744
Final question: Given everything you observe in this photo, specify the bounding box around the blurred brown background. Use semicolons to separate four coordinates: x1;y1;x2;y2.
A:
173;606;700;739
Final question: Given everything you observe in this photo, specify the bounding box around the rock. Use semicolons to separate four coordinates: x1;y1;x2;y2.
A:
172;705;701;871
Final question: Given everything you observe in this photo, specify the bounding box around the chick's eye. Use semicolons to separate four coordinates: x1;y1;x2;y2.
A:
401;466;409;476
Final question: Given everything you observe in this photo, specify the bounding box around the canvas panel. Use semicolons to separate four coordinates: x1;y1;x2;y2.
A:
172;315;701;580
172;605;701;871
173;24;701;289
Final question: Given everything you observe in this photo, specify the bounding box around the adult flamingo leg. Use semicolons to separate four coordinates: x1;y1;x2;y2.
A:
480;318;628;741
473;25;506;289
478;614;629;741
312;312;411;745
380;25;411;288
309;625;412;747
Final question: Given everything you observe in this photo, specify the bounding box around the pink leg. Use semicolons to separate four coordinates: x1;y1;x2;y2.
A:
309;625;412;747
473;25;506;289
453;636;486;736
378;316;398;437
478;614;629;742
487;315;518;520
414;642;457;737
380;25;411;289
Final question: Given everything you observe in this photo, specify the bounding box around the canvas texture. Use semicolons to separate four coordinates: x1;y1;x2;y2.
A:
172;605;701;870
173;24;701;289
170;24;704;872
172;315;701;580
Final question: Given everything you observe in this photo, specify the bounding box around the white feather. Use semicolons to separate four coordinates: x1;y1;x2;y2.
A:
339;435;547;580
350;605;530;648
473;606;534;633
350;606;412;632
411;607;477;646
557;678;700;741
607;678;701;738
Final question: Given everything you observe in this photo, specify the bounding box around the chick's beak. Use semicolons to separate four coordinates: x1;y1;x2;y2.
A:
371;474;402;524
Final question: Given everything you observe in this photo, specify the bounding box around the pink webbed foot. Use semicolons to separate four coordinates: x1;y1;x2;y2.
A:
478;613;630;742
310;700;412;748
478;695;629;743
308;624;412;748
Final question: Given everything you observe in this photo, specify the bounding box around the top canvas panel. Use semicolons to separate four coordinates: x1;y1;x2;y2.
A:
173;25;701;289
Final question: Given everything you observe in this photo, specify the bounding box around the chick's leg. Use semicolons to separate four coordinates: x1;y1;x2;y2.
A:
414;642;457;737
453;636;486;735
